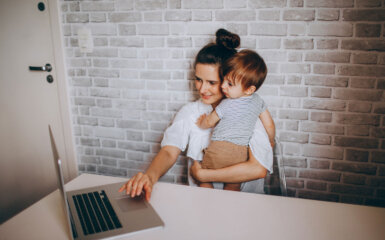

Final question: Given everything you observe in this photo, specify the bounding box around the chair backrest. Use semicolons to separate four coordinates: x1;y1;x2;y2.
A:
274;137;287;196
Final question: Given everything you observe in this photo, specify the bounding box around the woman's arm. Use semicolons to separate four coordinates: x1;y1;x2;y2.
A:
259;109;275;147
145;145;181;183
119;145;181;200
120;101;194;200
191;148;267;183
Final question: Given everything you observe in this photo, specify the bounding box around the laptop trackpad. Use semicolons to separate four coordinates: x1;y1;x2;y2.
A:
116;196;148;212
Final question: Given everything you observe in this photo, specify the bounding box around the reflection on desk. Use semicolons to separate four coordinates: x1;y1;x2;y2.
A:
1;173;385;240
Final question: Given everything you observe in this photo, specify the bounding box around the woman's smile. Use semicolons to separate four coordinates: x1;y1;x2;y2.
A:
201;94;212;100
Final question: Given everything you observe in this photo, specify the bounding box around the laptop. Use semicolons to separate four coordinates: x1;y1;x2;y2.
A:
49;126;164;239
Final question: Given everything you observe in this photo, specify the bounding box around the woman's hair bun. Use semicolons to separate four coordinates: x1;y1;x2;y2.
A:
215;28;240;50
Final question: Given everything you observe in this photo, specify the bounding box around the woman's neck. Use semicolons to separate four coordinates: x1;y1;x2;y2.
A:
211;96;226;109
211;99;223;109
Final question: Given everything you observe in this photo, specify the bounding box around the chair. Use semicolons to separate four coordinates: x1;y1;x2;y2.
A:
274;137;287;196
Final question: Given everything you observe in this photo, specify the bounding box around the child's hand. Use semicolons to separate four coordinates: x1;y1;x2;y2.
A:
196;114;208;129
196;111;219;129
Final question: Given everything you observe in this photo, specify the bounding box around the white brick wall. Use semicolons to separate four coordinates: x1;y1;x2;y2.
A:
60;0;385;207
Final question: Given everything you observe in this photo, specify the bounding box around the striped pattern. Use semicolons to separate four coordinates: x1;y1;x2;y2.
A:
212;93;266;146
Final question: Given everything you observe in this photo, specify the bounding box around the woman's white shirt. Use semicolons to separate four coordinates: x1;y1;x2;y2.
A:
161;100;273;173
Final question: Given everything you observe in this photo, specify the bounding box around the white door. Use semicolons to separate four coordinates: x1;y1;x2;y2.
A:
0;0;76;223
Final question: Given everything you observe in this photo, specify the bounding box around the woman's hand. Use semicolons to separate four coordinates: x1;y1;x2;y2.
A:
190;160;204;182
118;172;153;201
118;146;181;201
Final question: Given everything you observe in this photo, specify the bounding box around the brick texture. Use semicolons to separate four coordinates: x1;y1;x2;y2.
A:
60;0;385;207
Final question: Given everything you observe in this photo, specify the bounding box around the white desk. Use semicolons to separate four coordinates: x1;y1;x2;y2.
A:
1;174;385;240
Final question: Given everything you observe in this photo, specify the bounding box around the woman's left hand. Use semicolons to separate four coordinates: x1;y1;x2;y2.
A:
190;160;203;182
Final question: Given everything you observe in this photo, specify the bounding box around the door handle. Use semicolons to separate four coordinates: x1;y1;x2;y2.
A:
29;63;52;72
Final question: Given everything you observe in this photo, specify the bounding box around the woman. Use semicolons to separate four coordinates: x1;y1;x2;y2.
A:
119;29;274;201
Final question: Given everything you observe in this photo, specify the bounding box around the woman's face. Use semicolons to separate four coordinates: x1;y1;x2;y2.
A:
194;63;224;107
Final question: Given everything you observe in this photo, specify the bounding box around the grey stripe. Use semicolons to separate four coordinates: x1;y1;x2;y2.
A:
212;93;266;146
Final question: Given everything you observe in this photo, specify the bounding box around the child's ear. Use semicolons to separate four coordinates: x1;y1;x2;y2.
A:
245;86;256;95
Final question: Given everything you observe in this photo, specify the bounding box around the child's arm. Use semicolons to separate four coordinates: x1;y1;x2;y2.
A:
196;110;220;129
259;109;275;147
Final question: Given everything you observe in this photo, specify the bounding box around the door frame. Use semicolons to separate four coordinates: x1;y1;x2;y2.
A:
48;0;77;181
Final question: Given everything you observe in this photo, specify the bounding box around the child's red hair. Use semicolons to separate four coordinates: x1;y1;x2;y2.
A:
221;49;267;92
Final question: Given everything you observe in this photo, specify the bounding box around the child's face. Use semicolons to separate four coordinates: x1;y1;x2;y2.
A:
221;76;249;99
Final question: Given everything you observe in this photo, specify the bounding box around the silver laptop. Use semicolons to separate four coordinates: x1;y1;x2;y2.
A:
49;126;164;239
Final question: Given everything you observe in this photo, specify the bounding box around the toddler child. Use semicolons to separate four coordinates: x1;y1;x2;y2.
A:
196;49;275;191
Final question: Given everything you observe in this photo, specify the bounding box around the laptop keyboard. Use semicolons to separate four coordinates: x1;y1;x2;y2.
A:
72;190;122;236
68;203;78;239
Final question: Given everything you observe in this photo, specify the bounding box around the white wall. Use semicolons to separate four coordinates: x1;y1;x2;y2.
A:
59;0;385;207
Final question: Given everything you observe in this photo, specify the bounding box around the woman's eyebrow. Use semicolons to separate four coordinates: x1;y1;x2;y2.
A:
195;76;219;82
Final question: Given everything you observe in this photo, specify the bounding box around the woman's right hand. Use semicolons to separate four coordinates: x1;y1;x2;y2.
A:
118;172;153;201
190;160;206;182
